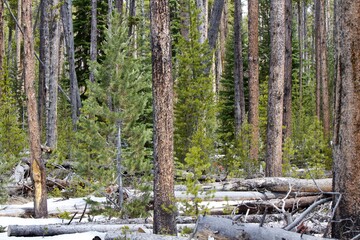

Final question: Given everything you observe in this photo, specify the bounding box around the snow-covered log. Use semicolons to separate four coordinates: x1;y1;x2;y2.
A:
105;232;188;240
200;177;332;192
191;215;335;240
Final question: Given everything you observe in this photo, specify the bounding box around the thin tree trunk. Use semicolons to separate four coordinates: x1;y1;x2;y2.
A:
283;0;292;140
332;1;360;238
234;0;244;135
46;0;60;149
16;0;22;77
265;0;285;177
22;0;48;218
196;0;206;43
150;0;176;234
61;0;81;128
179;0;189;41
315;0;321;120
297;0;303;111
319;0;330;137
248;0;259;161
89;0;97;83
38;0;48;134
0;0;4;92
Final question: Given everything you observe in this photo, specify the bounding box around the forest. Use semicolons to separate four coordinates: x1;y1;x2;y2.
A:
0;0;359;239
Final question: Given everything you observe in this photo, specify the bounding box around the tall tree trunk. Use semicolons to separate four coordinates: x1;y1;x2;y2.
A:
196;0;207;43
319;0;330;137
89;0;97;83
332;1;360;238
179;0;189;41
22;0;48;218
282;0;292;140
46;0;60;149
61;0;81;128
234;0;244;135
315;0;321;120
208;0;225;50
16;0;22;78
38;0;49;135
297;0;303;111
248;0;259;161
128;0;137;58
265;0;285;177
150;0;176;235
0;0;4;92
115;0;123;16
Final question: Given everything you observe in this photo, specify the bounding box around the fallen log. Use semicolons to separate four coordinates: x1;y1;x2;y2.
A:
105;232;188;240
7;224;153;237
191;215;335;240
7;223;195;237
202;177;332;193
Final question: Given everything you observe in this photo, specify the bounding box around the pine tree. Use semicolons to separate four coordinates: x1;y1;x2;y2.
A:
75;15;152;214
174;0;216;166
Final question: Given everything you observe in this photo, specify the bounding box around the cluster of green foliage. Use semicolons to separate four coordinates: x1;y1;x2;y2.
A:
0;61;27;203
73;14;153;217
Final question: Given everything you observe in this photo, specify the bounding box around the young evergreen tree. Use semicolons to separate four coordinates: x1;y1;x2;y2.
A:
75;15;152;214
174;0;216;168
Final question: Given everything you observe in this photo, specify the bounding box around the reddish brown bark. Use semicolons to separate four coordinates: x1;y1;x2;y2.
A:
150;0;176;234
265;0;285;177
332;0;360;238
248;0;259;161
22;0;48;218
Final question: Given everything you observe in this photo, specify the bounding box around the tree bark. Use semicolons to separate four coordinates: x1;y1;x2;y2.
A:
150;0;177;234
16;0;22;79
265;0;286;177
191;216;333;240
22;0;48;218
115;0;123;16
0;0;4;93
61;0;81;128
297;0;303;110
46;0;60;149
315;0;321;120
38;0;49;134
332;0;360;238
234;0;244;135
248;0;259;161
89;0;97;83
196;0;207;44
319;0;330;137
282;0;292;141
208;0;225;50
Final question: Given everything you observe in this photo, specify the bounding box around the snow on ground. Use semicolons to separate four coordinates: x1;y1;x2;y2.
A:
0;197;110;240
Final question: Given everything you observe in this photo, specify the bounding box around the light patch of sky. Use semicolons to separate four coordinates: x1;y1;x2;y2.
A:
242;0;248;16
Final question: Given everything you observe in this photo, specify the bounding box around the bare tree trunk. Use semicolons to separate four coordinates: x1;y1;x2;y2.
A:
16;0;22;77
297;0;303;110
46;0;60;149
234;0;244;135
179;0;189;41
248;0;259;161
38;0;49;135
315;0;321;120
61;0;81;128
282;0;292;140
208;0;225;50
150;0;176;234
115;0;123;16
22;0;48;218
196;0;207;43
319;0;330;137
89;0;97;83
332;1;360;238
0;0;4;92
265;0;285;177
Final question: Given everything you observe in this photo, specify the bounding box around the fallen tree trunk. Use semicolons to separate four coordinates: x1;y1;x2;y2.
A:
105;232;188;240
191;215;335;240
7;224;153;237
201;177;332;192
7;223;195;237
